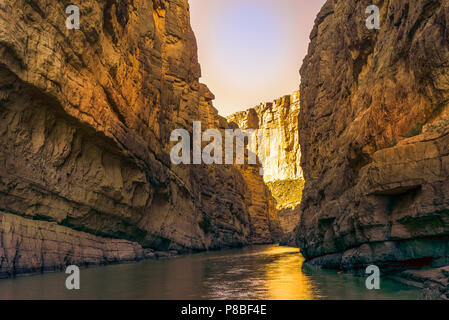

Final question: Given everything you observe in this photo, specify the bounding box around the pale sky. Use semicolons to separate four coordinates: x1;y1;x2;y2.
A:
189;0;326;116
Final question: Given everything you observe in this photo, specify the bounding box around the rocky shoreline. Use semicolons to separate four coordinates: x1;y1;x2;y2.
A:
389;267;449;300
2;211;446;300
0;210;280;279
0;210;180;279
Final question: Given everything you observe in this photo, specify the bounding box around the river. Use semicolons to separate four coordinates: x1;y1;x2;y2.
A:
0;245;423;300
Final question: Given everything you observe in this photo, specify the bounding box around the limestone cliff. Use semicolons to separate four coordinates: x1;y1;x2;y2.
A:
0;0;277;277
228;92;303;244
297;0;449;271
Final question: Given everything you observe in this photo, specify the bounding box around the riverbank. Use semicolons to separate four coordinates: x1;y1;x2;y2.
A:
388;267;449;300
302;255;449;300
0;211;285;279
303;259;449;300
0;210;440;299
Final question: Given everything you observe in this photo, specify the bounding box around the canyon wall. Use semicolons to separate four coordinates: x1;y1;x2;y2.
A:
228;92;303;244
228;91;303;187
297;0;449;271
0;0;278;277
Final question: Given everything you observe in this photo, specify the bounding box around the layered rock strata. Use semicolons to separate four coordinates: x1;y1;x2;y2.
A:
0;211;146;278
228;92;303;244
0;0;278;276
297;0;449;271
228;91;303;186
394;266;449;300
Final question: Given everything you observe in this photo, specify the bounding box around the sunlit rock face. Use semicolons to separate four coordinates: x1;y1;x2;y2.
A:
228;91;304;245
0;0;278;276
297;0;449;271
228;91;303;185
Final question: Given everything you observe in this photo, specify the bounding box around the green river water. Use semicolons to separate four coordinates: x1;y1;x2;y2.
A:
0;245;423;300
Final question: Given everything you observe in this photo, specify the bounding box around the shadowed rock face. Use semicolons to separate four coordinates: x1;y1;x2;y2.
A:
297;0;449;271
0;0;278;276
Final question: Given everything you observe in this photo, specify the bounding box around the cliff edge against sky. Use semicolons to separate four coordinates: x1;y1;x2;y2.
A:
297;0;449;273
228;92;304;244
0;0;280;277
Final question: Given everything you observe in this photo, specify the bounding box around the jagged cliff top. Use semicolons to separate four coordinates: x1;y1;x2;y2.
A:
227;90;303;184
297;0;449;276
227;90;300;126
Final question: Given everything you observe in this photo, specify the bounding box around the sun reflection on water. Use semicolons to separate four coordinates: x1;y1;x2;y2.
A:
263;246;317;300
0;244;423;300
